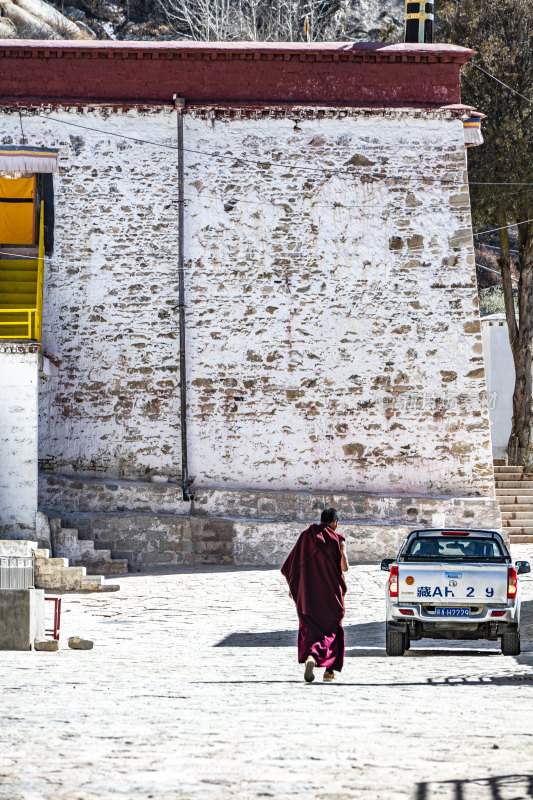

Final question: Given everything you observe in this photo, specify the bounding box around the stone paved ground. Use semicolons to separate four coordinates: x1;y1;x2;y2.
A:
2;545;533;800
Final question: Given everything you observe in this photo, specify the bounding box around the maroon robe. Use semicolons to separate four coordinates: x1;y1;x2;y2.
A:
281;523;347;672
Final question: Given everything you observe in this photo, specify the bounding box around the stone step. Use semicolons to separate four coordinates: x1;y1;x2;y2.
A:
51;518;129;575
35;556;69;568
80;576;121;591
493;464;522;472
496;489;533;498
74;557;129;576
81;575;104;590
69;538;128;574
509;535;533;543
494;472;529;481
504;527;533;535
495;481;533;489
499;504;533;513
502;519;533;527
493;459;507;466
501;510;533;519
35;562;87;592
37;515;126;589
32;518;125;591
94;540;112;550
66;565;86;577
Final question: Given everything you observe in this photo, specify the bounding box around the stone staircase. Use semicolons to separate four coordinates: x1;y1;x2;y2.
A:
494;461;533;543
33;548;113;592
0;539;111;592
50;518;129;576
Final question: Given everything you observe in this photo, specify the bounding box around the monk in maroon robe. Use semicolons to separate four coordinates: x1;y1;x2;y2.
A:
281;508;349;682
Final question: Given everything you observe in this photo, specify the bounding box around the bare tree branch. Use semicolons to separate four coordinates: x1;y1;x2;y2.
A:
157;0;339;42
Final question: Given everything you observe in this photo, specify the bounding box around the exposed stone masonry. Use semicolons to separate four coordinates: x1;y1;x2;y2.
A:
0;104;497;565
40;473;499;525
40;473;502;567
183;108;492;496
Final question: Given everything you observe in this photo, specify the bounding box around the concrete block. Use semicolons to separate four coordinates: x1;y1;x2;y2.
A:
61;567;86;590
0;540;38;556
34;638;59;652
81;576;104;590
42;557;69;568
0;589;44;650
34;552;88;591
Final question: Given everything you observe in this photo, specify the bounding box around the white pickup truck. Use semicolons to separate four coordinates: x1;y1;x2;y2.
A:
381;528;530;656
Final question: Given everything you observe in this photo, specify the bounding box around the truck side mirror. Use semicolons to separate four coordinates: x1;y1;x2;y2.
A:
381;558;394;572
515;560;531;575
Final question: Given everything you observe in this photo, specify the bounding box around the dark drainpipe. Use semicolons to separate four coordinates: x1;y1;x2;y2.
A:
173;94;190;501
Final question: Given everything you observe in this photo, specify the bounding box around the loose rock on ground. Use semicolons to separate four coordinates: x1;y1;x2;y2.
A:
68;635;94;650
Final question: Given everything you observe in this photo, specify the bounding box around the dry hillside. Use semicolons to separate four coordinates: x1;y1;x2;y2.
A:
0;0;404;41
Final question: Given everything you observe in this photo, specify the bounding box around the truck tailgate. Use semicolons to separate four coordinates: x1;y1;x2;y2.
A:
398;563;509;604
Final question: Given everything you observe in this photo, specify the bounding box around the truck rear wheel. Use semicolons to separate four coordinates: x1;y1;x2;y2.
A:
386;626;406;656
501;630;521;656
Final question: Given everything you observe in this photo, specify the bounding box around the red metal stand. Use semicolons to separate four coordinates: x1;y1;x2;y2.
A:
45;597;61;641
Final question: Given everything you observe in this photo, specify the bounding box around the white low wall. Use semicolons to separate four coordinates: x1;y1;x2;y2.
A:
481;315;514;459
0;346;39;537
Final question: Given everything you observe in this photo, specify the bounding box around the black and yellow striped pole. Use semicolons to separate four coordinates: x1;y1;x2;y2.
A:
404;1;434;43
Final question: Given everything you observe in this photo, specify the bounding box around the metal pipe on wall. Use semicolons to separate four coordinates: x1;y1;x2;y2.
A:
173;94;190;501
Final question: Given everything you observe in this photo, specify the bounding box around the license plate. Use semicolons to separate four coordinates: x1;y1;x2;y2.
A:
435;608;470;617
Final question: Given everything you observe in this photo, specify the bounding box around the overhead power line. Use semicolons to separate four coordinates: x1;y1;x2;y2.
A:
0;101;529;188
2;107;452;183
33;111;469;184
471;62;533;106
470;182;533;186
474;216;533;237
0;103;499;187
478;243;519;255
476;262;518;283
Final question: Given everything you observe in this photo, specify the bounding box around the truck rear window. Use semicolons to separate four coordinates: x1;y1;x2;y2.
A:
405;536;506;561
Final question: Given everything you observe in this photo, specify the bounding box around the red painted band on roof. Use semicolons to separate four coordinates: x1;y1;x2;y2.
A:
0;40;473;107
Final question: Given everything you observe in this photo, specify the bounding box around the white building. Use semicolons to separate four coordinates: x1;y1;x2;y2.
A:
0;40;500;566
481;314;514;461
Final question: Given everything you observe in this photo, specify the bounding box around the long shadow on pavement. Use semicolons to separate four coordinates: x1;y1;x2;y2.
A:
215;620;499;652
193;676;533;686
415;773;533;800
215;601;533;665
214;621;381;649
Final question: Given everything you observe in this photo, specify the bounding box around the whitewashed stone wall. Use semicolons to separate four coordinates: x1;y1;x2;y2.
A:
184;109;491;496
0;106;493;502
0;347;39;536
